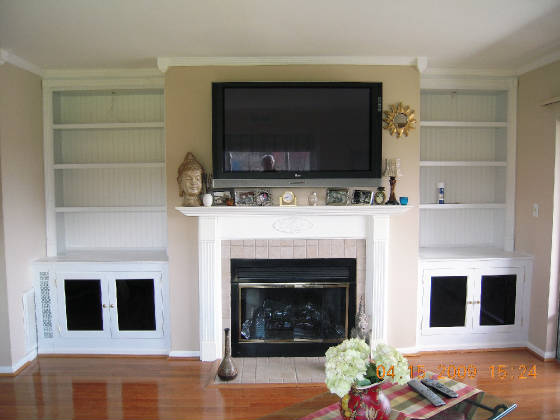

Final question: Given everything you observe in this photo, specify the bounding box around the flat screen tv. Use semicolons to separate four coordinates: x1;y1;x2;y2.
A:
212;82;382;187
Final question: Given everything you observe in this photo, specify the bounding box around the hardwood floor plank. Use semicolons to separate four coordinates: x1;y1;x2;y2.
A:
0;350;558;419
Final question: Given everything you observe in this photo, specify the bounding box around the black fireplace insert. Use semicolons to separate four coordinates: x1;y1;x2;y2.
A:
231;258;356;357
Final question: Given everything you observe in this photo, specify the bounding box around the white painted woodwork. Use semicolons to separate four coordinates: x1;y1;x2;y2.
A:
419;78;516;251
33;259;169;355
176;206;411;361
43;79;166;256
417;256;532;350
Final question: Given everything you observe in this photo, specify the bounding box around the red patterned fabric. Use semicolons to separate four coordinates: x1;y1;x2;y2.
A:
300;372;481;420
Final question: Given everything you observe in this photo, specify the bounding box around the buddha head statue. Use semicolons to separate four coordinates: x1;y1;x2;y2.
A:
177;152;204;206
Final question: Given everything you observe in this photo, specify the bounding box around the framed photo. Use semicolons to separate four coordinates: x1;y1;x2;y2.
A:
255;190;272;206
351;189;373;205
211;189;234;206
235;190;257;206
326;188;349;206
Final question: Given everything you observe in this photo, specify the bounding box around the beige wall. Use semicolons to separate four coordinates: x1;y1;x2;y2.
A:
165;65;420;352
515;59;560;354
0;63;45;365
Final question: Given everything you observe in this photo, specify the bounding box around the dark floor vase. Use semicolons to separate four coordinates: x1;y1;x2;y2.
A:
217;328;238;381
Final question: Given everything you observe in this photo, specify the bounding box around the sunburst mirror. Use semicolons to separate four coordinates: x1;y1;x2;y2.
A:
383;102;417;138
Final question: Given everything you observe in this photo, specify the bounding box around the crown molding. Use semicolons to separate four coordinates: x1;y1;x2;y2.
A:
157;56;427;73
42;67;162;80
516;48;560;76
423;67;516;78
0;49;43;76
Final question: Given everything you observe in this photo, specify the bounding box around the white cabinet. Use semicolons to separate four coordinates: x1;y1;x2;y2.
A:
57;271;164;340
419;78;517;251
34;257;169;355
417;253;532;350
42;79;167;256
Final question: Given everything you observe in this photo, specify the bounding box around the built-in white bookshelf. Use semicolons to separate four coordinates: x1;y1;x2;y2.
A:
419;79;517;252
43;81;167;256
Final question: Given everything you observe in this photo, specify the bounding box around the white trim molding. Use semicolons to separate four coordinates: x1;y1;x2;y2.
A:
0;49;43;76
516;48;560;76
527;341;556;360
177;206;412;361
0;349;37;375
157;56;427;73
168;350;201;358
42;68;162;81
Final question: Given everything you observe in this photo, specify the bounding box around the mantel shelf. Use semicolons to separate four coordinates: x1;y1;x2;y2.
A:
176;205;412;217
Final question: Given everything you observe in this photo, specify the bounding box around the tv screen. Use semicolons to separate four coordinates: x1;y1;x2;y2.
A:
212;82;382;187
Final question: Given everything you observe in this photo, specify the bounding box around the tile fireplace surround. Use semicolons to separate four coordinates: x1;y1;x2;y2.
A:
176;206;411;361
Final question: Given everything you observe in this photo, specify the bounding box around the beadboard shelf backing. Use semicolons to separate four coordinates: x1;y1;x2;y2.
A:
45;84;167;256
419;83;515;251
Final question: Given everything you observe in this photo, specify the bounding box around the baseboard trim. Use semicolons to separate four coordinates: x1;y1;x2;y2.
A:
526;342;556;361
168;350;200;359
38;348;169;356
0;349;37;376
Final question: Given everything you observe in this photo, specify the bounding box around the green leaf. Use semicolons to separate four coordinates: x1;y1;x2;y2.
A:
357;378;372;387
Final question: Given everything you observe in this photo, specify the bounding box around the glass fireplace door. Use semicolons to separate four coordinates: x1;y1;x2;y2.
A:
238;283;349;342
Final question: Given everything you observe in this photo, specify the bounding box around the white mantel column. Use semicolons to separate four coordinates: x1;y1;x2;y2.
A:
366;215;389;345
198;216;222;361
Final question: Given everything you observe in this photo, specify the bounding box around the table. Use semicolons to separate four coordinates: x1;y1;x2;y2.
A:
257;391;517;420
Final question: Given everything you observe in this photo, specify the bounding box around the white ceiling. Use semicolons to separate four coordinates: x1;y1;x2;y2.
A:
1;0;560;73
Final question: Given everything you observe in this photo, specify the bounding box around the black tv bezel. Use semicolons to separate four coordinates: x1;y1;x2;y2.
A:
212;81;383;182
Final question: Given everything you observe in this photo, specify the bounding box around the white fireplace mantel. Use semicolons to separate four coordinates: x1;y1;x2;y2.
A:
176;205;412;361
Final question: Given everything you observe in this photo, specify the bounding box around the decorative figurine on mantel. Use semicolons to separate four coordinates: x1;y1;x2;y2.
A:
351;296;370;344
177;152;204;206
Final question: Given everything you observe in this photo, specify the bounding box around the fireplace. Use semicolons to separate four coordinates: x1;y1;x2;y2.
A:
231;258;356;357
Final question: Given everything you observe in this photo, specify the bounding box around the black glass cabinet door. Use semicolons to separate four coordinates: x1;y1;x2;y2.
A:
479;274;517;326
64;279;103;331
429;276;468;328
114;279;157;331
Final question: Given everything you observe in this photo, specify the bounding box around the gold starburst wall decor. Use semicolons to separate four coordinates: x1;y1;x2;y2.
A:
383;102;417;138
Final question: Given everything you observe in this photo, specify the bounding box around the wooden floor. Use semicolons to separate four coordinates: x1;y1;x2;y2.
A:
1;349;559;419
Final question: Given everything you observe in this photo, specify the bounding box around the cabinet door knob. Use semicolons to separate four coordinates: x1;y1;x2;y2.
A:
467;300;472;304
102;304;108;308
475;300;480;304
110;304;115;308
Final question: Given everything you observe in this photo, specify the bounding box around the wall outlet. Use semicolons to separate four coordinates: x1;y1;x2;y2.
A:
532;203;539;218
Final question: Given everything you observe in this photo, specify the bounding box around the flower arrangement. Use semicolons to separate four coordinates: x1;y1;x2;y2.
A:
325;338;410;398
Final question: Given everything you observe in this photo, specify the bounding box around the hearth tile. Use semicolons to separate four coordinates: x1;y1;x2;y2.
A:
294;246;306;258
269;239;291;247
280;246;294;259
242;246;256;259
331;239;345;257
255;240;268;247
356;257;365;271
294;239;306;246
231;245;244;258
221;242;231;258
268;246;282;259
221;258;231;274
357;270;366;300
344;239;357;258
231;240;244;246
243;240;255;247
241;357;256;383
306;239;319;246
357;240;366;258
318;240;332;257
255;246;268;259
306;245;319;258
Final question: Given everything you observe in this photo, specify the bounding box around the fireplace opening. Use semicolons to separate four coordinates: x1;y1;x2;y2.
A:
231;258;356;357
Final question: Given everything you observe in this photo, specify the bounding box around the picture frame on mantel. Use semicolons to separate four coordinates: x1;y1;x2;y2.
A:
326;188;349;206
